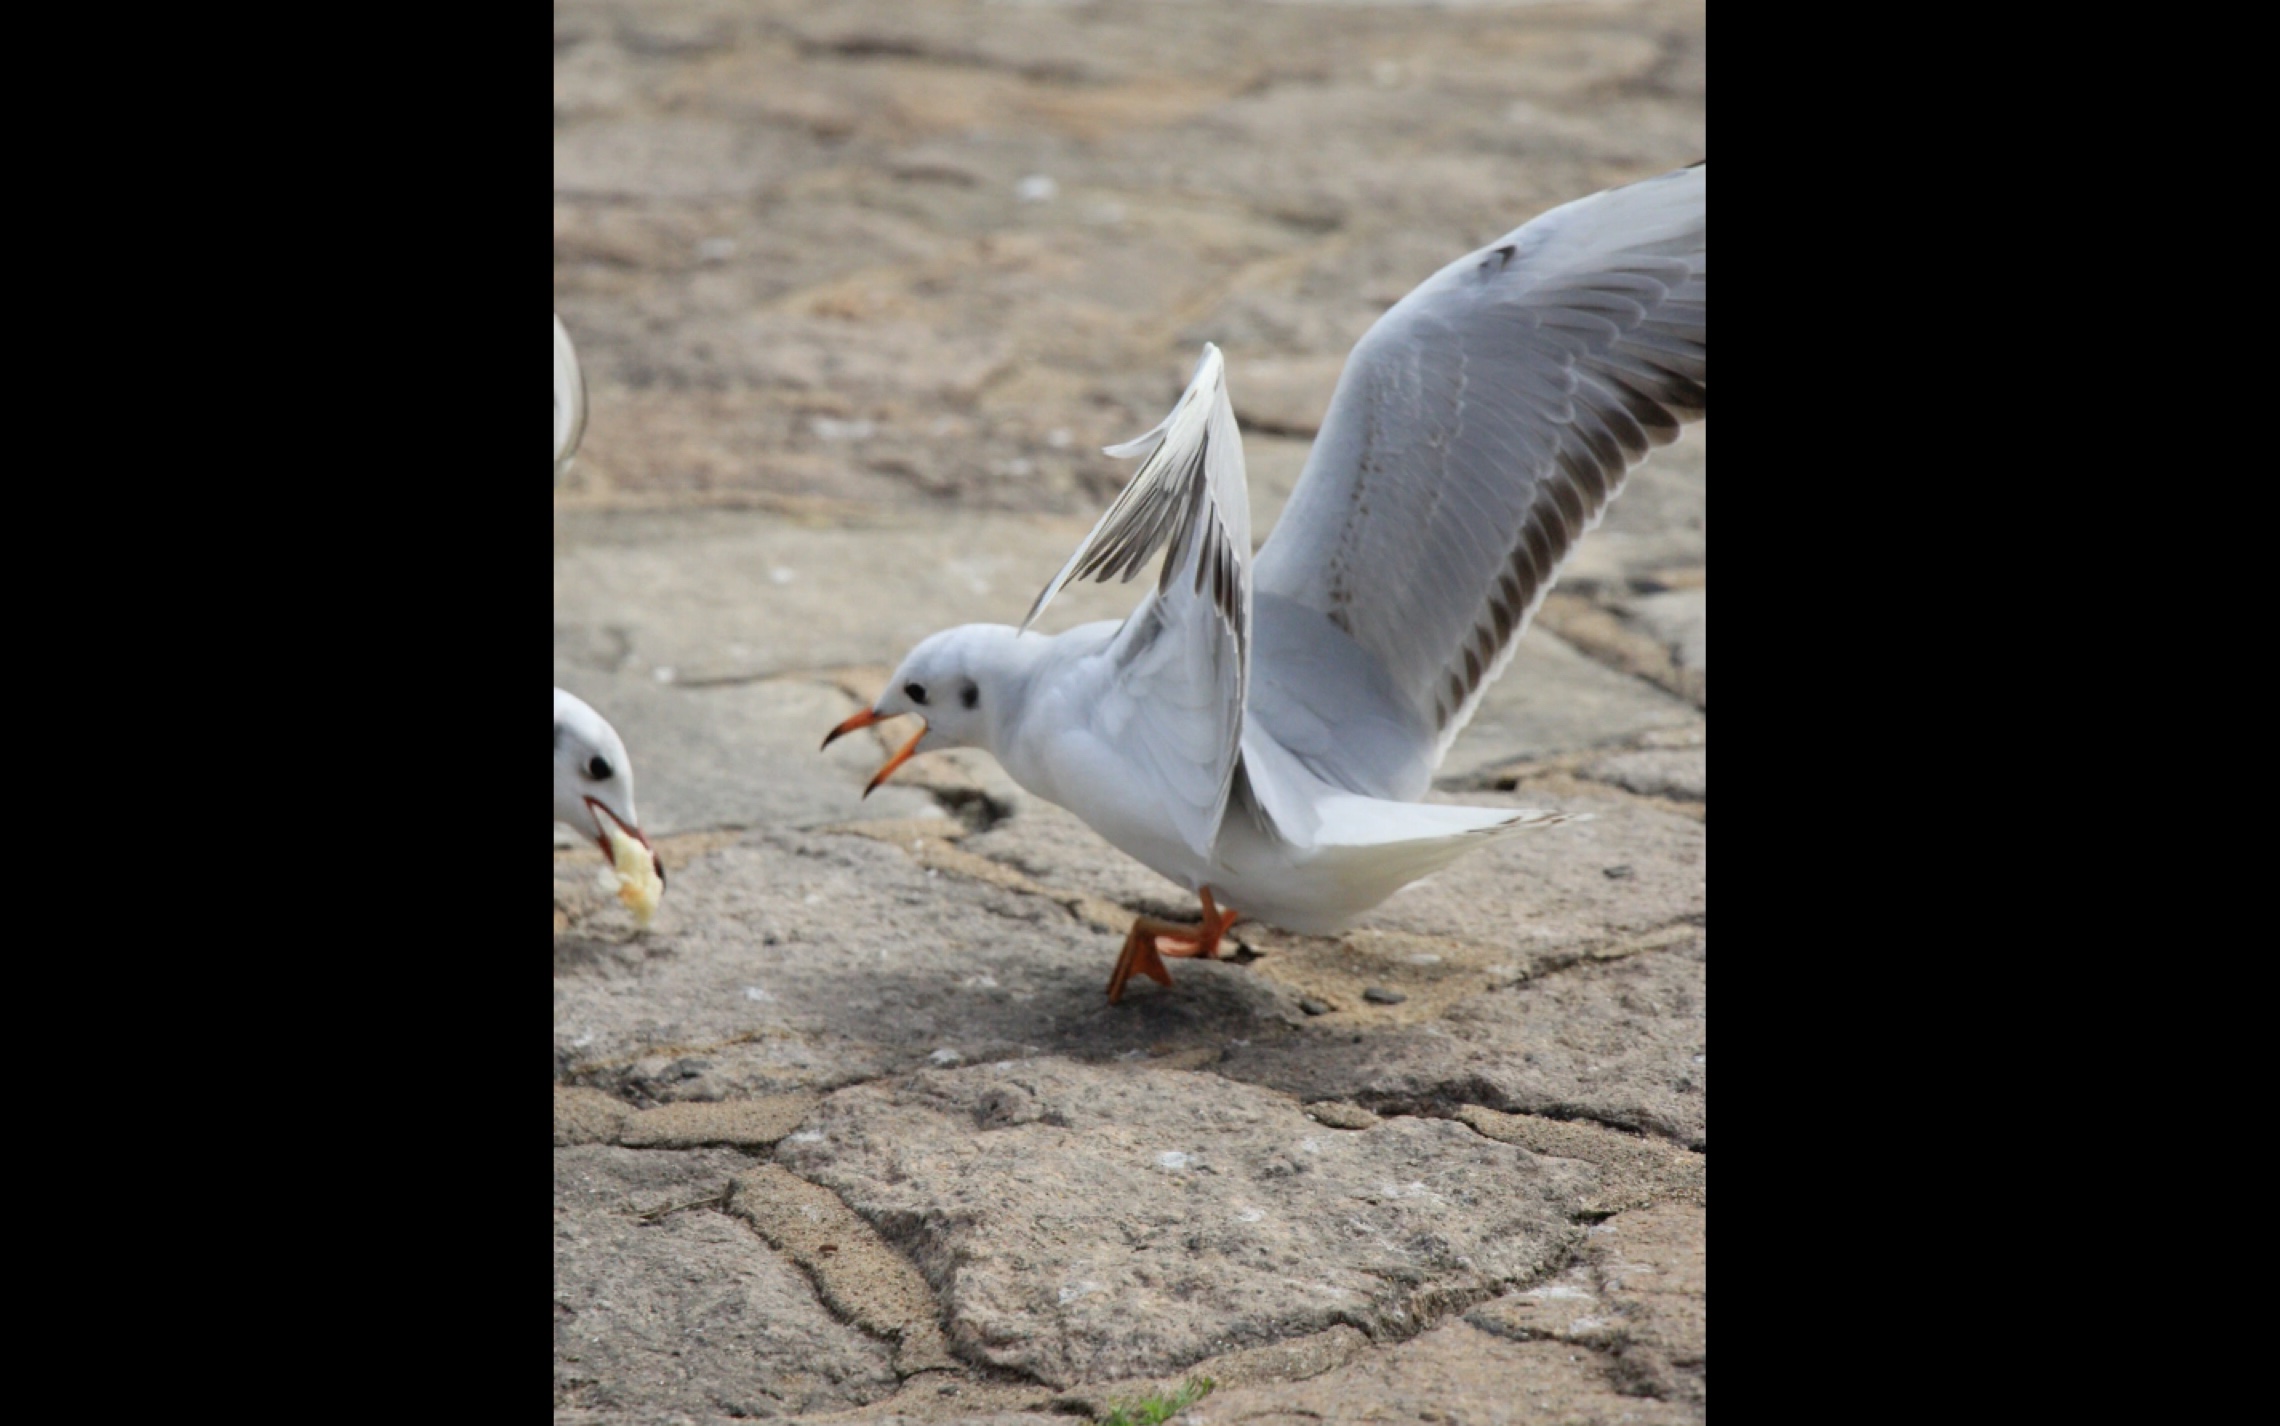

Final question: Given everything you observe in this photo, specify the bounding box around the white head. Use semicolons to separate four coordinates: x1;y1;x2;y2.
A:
554;687;662;882
820;624;1032;793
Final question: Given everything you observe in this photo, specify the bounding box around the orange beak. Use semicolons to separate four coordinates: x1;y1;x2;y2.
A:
821;708;927;798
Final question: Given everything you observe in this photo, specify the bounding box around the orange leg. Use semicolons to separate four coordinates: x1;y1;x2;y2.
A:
1106;889;1240;1003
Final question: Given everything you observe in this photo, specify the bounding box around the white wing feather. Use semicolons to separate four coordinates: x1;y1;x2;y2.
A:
1023;344;1252;859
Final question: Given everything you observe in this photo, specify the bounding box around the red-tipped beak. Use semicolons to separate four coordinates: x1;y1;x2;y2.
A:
585;797;665;888
821;708;926;798
821;707;882;749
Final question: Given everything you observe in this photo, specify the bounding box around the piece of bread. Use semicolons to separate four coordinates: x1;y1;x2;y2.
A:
604;821;663;926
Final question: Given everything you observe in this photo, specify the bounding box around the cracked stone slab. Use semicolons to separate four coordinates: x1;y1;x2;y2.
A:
1468;1202;1706;1411
554;1146;898;1419
1160;1317;1694;1426
1223;938;1708;1149
1455;1106;1704;1217
775;1059;1594;1387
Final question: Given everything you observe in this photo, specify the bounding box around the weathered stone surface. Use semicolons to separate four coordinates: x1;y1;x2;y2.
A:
1046;1324;1371;1422
1166;1316;1695;1425
620;1093;821;1150
1434;628;1703;783
1301;1100;1377;1130
558;1085;635;1146
1578;747;1707;805
1227;355;1346;437
1468;1202;1706;1411
776;1060;1594;1387
1623;588;1707;704
554;827;1307;1108
1456;1105;1704;1216
554;1146;897;1418
1589;1203;1706;1407
553;510;1135;693
1225;938;1708;1149
1533;594;1704;713
1344;786;1704;953
1563;425;1709;596
730;1165;958;1375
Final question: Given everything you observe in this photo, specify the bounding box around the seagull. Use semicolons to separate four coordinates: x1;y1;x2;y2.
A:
555;685;662;887
824;163;1704;1001
554;315;663;906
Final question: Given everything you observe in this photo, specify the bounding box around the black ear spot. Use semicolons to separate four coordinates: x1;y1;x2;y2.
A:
904;682;928;705
586;755;614;781
960;682;979;710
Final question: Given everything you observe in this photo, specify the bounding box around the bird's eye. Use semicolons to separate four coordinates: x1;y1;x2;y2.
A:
904;682;928;705
960;682;979;710
585;755;613;781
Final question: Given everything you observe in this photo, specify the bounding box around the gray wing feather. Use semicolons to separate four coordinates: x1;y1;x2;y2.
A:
1253;163;1706;768
1023;344;1252;858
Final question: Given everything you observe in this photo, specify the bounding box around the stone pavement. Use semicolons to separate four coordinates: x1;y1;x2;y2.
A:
555;3;1704;1420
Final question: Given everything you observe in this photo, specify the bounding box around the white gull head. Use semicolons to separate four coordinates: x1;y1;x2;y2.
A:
821;624;1050;794
554;686;660;881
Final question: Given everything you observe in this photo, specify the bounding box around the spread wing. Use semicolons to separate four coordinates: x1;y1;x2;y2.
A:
1023;344;1251;859
1253;162;1706;769
554;313;587;480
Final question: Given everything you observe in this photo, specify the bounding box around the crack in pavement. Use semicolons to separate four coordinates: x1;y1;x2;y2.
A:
729;1164;966;1379
1534;593;1705;711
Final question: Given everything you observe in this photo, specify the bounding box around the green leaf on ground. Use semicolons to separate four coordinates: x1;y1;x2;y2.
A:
1096;1375;1215;1426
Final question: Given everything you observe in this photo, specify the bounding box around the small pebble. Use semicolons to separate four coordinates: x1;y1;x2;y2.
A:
1299;997;1332;1016
1363;987;1406;1005
1603;864;1635;879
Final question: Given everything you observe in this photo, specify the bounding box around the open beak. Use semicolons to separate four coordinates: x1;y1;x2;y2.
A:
821;708;927;798
585;797;665;888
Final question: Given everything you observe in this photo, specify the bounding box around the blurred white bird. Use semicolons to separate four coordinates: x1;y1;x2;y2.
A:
555;314;663;910
555;686;660;889
555;312;587;482
826;164;1705;1001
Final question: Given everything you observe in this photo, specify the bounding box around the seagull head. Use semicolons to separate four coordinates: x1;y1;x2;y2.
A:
554;687;663;885
821;625;1028;795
